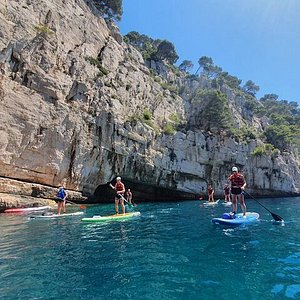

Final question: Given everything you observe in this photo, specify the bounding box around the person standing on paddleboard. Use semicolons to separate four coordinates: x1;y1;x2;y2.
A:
57;186;67;215
126;188;137;206
126;189;137;206
113;177;126;214
126;189;132;205
223;184;231;202
228;167;247;217
207;185;215;202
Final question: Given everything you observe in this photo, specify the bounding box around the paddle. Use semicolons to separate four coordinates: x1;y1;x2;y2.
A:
243;190;283;222
108;183;131;205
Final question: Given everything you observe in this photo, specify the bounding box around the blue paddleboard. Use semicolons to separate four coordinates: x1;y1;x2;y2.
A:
212;212;259;226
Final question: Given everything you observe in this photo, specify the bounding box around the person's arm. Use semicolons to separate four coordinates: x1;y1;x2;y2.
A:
241;178;246;190
228;176;232;188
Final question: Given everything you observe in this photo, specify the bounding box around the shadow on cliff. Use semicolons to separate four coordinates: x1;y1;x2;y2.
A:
91;179;199;204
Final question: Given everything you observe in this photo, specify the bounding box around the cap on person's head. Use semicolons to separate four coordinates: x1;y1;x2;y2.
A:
116;176;121;181
232;167;238;172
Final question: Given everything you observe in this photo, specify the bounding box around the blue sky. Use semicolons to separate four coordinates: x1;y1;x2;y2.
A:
118;0;300;104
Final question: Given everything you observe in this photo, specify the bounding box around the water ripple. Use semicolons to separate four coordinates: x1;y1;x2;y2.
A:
0;199;299;299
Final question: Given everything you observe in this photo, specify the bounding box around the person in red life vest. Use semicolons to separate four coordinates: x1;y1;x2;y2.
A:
228;167;247;216
207;185;215;202
126;188;132;205
114;177;126;214
223;184;231;202
126;188;137;206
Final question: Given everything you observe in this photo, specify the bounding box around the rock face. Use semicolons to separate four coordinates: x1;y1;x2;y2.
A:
0;0;299;207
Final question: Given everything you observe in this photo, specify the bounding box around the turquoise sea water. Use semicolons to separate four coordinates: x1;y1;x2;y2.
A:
0;197;299;300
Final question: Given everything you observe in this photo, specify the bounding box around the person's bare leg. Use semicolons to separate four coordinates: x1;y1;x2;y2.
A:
231;195;237;213
115;199;119;214
63;200;66;213
121;200;125;214
239;194;247;216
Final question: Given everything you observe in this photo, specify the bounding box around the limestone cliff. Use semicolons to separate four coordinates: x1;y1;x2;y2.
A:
0;0;299;208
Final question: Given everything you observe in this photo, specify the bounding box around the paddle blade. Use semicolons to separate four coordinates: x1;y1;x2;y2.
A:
271;212;284;222
80;205;87;209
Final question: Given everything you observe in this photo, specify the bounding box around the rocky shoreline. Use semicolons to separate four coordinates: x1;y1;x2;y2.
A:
0;176;298;212
0;177;87;211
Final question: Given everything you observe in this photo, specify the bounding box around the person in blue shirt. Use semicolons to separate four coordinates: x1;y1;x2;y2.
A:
57;186;67;215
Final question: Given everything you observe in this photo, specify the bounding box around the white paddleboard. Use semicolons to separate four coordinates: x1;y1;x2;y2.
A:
203;199;220;206
30;211;84;219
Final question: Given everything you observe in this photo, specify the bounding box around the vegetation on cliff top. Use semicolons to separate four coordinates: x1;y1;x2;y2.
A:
124;30;300;153
124;31;179;64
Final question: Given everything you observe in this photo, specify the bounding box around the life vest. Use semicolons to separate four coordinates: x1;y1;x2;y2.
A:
229;173;245;187
115;182;125;192
57;188;66;199
208;187;213;195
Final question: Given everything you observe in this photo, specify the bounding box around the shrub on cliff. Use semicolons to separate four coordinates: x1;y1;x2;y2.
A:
93;0;123;20
254;94;300;150
229;125;257;142
124;31;159;60
195;56;222;78
124;32;179;65
143;109;152;120
178;60;194;73
242;80;260;96
152;40;179;64
163;123;176;135
190;89;233;132
264;124;300;151
252;144;280;157
85;56;109;76
34;24;54;35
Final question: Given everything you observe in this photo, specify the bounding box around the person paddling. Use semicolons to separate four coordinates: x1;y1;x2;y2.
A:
126;188;137;206
56;186;67;215
228;167;247;217
126;188;133;205
112;177;126;214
